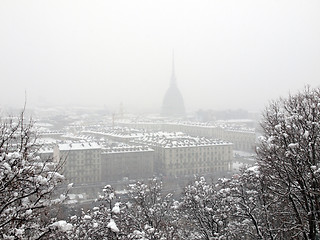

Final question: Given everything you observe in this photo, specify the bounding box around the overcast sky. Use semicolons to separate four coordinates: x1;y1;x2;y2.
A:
0;0;320;113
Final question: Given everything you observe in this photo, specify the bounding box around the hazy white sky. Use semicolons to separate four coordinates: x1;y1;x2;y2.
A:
1;0;320;113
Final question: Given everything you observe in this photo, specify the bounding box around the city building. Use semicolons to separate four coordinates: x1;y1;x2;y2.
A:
37;145;55;162
83;127;143;144
132;132;233;177
101;145;154;182
53;142;102;184
118;121;256;152
223;128;256;152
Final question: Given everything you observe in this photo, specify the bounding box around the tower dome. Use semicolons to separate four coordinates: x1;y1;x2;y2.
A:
161;54;185;117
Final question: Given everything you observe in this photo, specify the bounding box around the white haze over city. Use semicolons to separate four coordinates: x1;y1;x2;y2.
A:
0;0;319;113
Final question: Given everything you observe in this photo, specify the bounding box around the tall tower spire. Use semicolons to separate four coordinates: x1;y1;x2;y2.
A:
171;49;176;86
161;51;186;117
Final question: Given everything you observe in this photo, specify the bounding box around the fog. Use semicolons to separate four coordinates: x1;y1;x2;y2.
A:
0;0;320;113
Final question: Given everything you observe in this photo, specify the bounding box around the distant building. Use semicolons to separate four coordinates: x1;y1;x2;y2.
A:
118;121;256;152
161;53;185;117
223;129;256;152
101;145;154;182
38;145;54;162
83;128;143;144
132;132;233;177
54;142;102;184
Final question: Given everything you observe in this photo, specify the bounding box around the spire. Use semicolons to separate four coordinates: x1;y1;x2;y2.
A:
171;49;177;86
161;50;186;117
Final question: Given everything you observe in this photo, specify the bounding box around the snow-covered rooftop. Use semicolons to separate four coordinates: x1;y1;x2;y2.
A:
58;142;101;151
37;137;59;145
117;119;255;133
103;145;154;154
38;146;54;154
132;132;232;148
83;127;144;139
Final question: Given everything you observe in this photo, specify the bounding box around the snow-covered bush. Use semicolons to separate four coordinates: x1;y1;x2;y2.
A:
216;167;276;239
257;87;320;239
179;177;229;239
118;179;181;239
69;179;181;240
0;112;69;239
68;184;121;239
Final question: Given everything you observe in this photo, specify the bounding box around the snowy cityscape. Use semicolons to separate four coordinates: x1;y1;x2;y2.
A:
1;104;261;239
35;106;256;199
1;0;320;239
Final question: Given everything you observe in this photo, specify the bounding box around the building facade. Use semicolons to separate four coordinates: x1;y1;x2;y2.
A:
101;145;154;182
132;132;233;177
54;142;102;184
119;121;256;152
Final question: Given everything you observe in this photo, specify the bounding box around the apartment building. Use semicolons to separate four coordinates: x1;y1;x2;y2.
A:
101;145;154;181
118;121;255;152
54;142;102;184
132;132;233;177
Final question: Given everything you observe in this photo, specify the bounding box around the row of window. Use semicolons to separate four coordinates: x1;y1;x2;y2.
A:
165;146;231;153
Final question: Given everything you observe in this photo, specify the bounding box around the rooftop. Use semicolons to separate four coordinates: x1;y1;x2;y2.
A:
133;132;232;148
117;120;255;133
58;142;102;151
83;127;144;139
103;145;154;154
